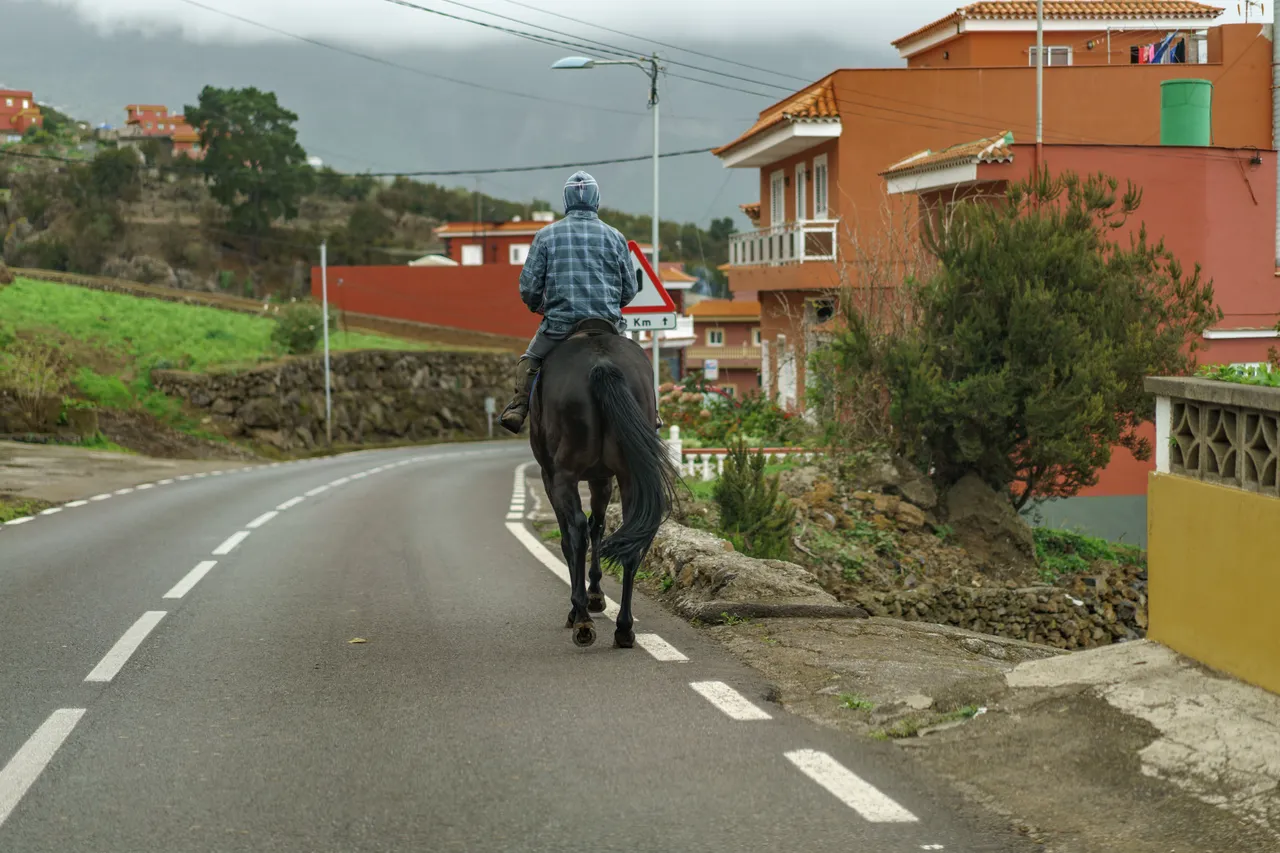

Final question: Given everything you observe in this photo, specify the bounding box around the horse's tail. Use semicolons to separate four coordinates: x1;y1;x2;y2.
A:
589;363;677;569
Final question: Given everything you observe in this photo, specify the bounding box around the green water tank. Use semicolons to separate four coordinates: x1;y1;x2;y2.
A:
1160;79;1213;146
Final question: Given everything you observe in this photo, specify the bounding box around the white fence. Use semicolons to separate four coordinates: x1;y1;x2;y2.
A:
664;426;822;481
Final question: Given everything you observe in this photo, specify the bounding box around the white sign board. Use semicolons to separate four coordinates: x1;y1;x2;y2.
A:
484;396;496;415
625;314;677;332
703;358;719;382
622;240;678;335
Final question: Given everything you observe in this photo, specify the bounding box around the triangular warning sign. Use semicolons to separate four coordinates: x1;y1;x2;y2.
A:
623;240;677;314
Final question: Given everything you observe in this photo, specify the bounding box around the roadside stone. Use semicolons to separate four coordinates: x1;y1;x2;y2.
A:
894;501;928;528
943;473;1036;570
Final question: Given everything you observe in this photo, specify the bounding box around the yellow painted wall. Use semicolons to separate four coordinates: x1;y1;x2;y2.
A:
1148;473;1280;695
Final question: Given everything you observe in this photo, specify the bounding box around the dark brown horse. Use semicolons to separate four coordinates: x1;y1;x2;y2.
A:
528;320;678;648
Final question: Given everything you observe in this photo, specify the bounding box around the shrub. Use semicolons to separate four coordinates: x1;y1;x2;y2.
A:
0;338;67;430
270;300;335;355
713;439;797;560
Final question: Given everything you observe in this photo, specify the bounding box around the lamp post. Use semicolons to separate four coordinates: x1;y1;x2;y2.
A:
553;53;663;400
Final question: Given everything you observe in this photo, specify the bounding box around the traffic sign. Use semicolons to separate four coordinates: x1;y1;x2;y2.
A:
623;239;676;321
703;359;719;381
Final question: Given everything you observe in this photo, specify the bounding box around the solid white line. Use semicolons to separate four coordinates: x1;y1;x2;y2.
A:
90;494;111;502
64;500;88;508
304;485;329;497
506;522;570;585
351;472;367;480
636;634;689;662
0;709;87;829
212;531;250;555
784;749;919;823
114;488;134;495
330;477;351;487
246;511;278;529
38;508;62;516
163;561;217;599
84;611;167;683
689;681;772;721
4;517;32;526
277;497;305;511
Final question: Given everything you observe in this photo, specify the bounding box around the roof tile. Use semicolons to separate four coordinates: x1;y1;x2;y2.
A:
712;78;840;158
880;130;1016;176
687;299;762;319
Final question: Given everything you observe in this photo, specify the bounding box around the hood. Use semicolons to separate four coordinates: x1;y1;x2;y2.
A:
563;170;600;213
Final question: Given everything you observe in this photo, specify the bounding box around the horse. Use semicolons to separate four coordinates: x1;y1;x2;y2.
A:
528;319;679;649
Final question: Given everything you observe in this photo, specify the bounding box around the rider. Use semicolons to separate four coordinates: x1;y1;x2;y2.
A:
499;170;639;434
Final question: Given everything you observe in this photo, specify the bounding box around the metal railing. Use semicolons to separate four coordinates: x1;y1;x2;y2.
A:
728;219;838;267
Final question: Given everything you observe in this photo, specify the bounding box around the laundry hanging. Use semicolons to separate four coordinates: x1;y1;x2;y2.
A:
1131;32;1186;64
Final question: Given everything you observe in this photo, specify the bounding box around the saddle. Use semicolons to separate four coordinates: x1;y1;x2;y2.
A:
568;318;620;339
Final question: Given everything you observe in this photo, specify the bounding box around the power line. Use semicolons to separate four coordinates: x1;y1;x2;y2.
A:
362;147;714;176
377;0;790;95
491;0;812;84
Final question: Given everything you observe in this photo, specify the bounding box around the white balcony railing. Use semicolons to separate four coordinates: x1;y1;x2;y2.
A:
729;219;838;267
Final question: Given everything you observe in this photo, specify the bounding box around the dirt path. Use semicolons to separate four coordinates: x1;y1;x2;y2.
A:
0;441;254;503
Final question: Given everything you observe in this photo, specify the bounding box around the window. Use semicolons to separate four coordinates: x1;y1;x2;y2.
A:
509;243;531;265
769;170;785;226
4;99;11;107
707;329;725;346
22;99;29;109
752;328;762;346
813;154;829;219
720;385;737;398
461;244;483;266
807;297;836;325
1028;46;1072;66
795;163;807;222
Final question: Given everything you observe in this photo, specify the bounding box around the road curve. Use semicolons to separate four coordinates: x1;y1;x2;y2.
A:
0;442;1030;852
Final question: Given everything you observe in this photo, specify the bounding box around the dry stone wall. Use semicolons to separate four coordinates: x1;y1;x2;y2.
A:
152;350;513;451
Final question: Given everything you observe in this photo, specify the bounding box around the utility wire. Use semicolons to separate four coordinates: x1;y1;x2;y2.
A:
491;0;813;84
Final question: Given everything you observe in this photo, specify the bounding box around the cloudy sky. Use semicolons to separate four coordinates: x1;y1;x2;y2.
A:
3;0;1257;227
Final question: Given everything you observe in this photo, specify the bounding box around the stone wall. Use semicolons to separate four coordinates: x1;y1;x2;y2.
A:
152;350;513;451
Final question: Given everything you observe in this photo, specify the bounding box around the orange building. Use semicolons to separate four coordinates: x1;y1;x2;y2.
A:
122;104;204;159
434;213;557;266
0;90;42;141
712;2;1273;405
685;299;763;396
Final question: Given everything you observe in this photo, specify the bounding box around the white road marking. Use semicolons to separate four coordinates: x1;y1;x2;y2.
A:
38;508;62;516
193;473;208;478
635;634;689;662
210;471;224;476
784;749;919;823
329;477;351;486
64;500;88;508
506;522;570;585
277;497;305;511
163;561;217;599
177;475;193;481
0;709;86;829
90;494;112;502
921;846;945;850
351;472;367;479
135;483;154;491
246;511;278;529
157;479;174;486
3;517;33;526
689;681;772;721
114;488;134;496
212;531;250;555
85;611;167;682
505;512;524;521
304;485;329;497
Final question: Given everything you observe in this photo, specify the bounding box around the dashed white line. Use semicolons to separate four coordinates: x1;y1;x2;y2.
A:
90;494;112;502
304;485;329;497
329;477;351;487
210;471;225;477
38;508;62;516
64;500;88;508
163;561;218;599
114;488;134;496
277;497;305;511
0;708;86;829
3;517;33;526
177;475;193;481
157;479;174;486
505;512;524;521
689;681;772;721
784;749;919;823
212;531;250;555
246;511;278;529
635;634;688;662
84;611;167;683
135;483;154;491
351;472;368;480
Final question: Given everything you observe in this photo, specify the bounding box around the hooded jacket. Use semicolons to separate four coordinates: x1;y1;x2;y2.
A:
518;171;638;339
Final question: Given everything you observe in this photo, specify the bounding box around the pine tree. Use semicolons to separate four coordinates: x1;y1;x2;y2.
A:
713;439;796;559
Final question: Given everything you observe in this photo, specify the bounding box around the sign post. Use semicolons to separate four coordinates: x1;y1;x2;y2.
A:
484;396;496;439
622;240;678;401
320;241;332;446
703;358;719;383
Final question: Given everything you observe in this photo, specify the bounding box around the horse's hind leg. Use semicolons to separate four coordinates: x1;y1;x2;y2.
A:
613;474;638;650
586;478;612;614
550;472;595;647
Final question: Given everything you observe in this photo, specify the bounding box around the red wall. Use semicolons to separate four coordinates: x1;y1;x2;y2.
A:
311;265;539;340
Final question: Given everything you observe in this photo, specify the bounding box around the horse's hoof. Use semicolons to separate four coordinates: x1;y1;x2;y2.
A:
572;622;597;648
614;629;636;649
587;593;607;613
565;613;575;629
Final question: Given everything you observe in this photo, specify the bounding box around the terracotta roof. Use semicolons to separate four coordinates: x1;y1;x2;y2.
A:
739;202;761;222
434;220;553;236
893;1;1224;49
687;299;761;320
880;130;1016;176
659;263;698;283
712;77;840;158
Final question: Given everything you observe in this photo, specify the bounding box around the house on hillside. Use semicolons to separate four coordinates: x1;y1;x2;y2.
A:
119;105;204;160
684;299;762;397
711;0;1269;408
0;90;42;142
434;212;557;266
877;127;1280;545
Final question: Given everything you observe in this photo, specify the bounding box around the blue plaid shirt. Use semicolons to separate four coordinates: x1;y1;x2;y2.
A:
519;172;638;339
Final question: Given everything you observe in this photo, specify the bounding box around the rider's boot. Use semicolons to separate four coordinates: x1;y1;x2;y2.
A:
499;356;541;434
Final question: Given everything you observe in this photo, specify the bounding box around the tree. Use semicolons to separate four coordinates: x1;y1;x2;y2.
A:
838;169;1220;509
185;86;314;238
85;147;142;203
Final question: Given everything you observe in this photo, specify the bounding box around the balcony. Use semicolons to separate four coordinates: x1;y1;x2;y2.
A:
729;220;838;268
685;344;762;366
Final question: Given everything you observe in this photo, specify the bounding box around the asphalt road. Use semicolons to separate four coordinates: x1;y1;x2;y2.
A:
0;442;1032;852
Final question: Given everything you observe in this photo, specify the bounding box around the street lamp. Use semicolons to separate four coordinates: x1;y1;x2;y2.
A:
553;52;663;400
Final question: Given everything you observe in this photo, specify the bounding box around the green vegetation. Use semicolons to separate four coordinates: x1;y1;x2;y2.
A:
839;693;875;711
712;441;797;560
1196;362;1280;388
0;496;54;524
660;376;806;449
1034;527;1144;582
815;169;1220;510
871;705;981;740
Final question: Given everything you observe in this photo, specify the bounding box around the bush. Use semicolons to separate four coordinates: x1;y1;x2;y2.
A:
660;376;803;448
270;300;335;355
0;338;67;430
713;439;797;560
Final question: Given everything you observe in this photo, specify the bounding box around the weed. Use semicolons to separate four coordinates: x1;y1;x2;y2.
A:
933;523;955;543
719;611;751;626
1034;527;1145;580
838;693;875;711
660;575;674;592
539;527;562;541
0;495;53;523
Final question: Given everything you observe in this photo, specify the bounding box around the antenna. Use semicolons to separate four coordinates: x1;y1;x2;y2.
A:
1241;0;1265;22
